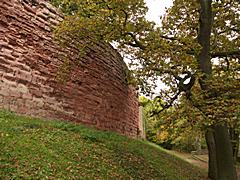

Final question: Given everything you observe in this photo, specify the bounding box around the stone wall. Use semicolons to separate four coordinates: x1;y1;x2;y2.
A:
0;0;139;137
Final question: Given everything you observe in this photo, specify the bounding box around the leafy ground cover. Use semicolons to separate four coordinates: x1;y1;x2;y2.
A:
0;110;206;179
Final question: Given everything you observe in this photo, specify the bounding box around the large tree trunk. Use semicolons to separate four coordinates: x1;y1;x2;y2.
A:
205;129;218;180
214;124;237;180
197;0;237;179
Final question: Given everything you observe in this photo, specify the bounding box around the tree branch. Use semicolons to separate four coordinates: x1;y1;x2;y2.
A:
150;91;181;116
160;35;178;41
125;32;146;50
150;70;196;116
211;50;240;58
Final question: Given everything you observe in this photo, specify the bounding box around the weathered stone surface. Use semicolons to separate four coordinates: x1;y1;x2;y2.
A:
0;0;139;137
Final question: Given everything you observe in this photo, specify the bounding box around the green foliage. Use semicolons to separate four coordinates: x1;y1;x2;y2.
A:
140;96;206;152
160;0;240;125
52;0;149;46
0;110;206;179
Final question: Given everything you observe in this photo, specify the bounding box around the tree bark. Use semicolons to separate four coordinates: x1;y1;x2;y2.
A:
229;127;240;162
205;129;218;180
214;124;237;180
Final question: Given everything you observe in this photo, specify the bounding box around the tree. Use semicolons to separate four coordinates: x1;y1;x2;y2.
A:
141;96;206;152
161;1;239;179
51;0;240;179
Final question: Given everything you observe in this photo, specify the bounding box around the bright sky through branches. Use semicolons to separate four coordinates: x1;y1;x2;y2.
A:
144;0;173;95
145;0;173;25
122;0;173;95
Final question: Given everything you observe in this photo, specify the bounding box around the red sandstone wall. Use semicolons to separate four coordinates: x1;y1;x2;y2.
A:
0;0;139;137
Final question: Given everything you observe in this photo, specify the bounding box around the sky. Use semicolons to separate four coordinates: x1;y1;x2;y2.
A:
145;0;173;25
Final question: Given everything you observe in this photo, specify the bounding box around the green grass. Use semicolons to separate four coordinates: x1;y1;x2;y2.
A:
0;110;206;179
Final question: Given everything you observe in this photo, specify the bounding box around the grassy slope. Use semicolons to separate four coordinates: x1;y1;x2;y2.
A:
0;110;206;179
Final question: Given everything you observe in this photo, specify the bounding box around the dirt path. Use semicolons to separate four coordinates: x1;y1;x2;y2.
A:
168;150;240;179
168;150;208;170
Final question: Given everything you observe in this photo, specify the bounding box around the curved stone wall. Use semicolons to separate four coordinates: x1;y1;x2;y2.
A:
0;0;139;137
